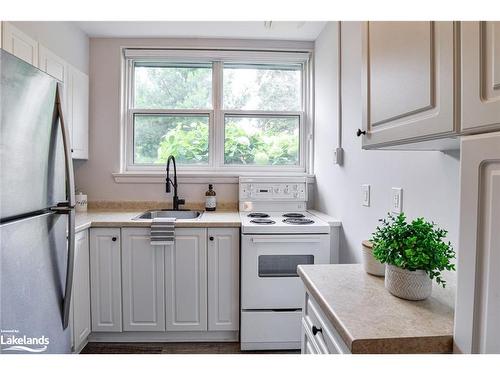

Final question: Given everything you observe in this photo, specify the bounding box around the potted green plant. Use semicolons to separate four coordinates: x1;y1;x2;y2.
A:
370;213;455;301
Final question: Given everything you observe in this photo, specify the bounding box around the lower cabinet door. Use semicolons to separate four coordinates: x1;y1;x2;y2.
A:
207;228;239;331
72;230;91;352
121;228;165;331
165;228;208;331
90;228;122;332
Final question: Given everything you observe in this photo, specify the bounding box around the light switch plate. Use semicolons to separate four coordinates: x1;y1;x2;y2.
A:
391;188;403;213
361;184;370;207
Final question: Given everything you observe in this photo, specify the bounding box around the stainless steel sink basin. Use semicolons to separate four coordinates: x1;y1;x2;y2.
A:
133;210;202;220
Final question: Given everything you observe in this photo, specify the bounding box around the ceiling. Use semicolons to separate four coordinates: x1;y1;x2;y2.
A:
75;21;327;40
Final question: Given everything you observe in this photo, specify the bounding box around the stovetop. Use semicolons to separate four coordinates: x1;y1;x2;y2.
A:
240;211;330;234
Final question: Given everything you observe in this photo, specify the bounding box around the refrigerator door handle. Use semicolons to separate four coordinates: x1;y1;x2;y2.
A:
54;83;76;329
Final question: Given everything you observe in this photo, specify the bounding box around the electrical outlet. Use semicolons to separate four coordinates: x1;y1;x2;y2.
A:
391;188;403;213
361;184;370;207
333;147;344;165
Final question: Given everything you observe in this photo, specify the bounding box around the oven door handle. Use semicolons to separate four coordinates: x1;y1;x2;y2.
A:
251;238;322;244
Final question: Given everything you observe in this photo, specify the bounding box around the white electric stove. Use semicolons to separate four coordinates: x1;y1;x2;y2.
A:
239;177;334;351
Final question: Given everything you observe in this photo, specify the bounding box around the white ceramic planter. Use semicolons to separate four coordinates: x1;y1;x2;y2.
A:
361;240;385;276
385;264;432;300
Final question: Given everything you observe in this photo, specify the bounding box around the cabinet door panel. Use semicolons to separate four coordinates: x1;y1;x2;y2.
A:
454;132;500;353
2;22;38;66
165;228;207;331
207;228;239;331
461;21;500;133
90;228;122;332
38;45;66;82
369;22;433;125
362;21;456;148
72;230;91;352
122;228;165;331
68;66;89;159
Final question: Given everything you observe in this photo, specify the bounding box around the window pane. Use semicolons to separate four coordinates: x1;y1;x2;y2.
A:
134;114;209;165
223;64;301;111
224;116;299;166
134;63;212;109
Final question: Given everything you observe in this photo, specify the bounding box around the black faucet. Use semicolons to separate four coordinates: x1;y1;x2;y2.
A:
166;155;185;210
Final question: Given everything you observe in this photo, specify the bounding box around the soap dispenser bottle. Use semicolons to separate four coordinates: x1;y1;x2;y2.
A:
205;184;216;211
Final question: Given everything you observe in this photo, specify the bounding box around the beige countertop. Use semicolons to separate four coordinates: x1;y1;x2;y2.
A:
298;264;455;354
75;210;241;232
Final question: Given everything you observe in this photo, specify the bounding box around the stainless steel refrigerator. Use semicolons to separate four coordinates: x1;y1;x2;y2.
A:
0;49;75;354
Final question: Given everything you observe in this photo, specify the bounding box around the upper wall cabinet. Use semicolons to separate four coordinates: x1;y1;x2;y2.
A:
66;65;89;160
38;45;67;82
361;22;457;150
461;21;500;134
1;22;38;66
1;22;89;160
359;21;500;150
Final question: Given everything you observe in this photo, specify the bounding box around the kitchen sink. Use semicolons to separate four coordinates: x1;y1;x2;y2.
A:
133;210;202;220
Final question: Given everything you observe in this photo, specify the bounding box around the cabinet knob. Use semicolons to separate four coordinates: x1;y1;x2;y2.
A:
71;148;74;153
209;236;214;241
112;237;117;242
356;129;366;137
312;325;322;336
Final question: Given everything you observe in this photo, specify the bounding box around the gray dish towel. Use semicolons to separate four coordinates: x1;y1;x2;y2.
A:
150;217;175;245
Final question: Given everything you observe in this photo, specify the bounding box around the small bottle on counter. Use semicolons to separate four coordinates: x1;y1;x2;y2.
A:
205;184;216;211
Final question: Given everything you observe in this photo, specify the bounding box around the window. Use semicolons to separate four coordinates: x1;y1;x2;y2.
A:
123;49;311;175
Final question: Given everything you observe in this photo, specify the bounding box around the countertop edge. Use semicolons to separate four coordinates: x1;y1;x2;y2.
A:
76;220;241;232
351;335;453;354
75;210;241;233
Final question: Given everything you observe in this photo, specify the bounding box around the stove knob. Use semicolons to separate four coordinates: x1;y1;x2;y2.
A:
293;192;298;198
284;188;290;194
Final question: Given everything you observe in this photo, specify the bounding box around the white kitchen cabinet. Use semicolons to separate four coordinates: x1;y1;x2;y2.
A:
66;65;89;160
165;228;208;331
301;291;350;354
89;228;122;332
360;21;457;150
461;21;500;134
38;45;67;82
71;230;91;353
121;228;166;332
1;22;38;66
454;132;500;354
207;228;239;331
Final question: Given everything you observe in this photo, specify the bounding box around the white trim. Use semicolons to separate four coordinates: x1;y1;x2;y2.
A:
89;330;239;343
112;171;316;184
124;48;310;64
119;47;314;178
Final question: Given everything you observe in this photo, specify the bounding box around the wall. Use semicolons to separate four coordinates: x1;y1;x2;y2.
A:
10;21;89;73
313;22;460;263
75;37;313;205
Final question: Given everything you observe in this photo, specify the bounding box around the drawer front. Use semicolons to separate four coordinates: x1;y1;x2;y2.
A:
303;292;351;354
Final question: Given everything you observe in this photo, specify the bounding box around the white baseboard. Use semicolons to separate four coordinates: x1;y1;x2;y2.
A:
88;330;239;343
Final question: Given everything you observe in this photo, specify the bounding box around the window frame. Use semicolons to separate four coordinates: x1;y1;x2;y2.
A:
120;48;313;176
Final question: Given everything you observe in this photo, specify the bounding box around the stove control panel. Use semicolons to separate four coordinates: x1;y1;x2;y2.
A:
239;182;306;201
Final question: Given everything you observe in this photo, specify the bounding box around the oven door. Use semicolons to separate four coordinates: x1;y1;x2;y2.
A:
241;234;330;309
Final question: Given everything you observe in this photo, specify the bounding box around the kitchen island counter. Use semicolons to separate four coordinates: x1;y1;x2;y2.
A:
298;264;455;354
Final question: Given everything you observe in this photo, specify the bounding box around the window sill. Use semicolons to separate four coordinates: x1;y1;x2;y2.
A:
112;171;316;184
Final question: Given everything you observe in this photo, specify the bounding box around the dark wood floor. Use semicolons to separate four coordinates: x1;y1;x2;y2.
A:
81;342;300;354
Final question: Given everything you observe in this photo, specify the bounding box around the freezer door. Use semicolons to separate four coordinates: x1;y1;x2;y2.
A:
0;50;65;221
0;212;71;354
